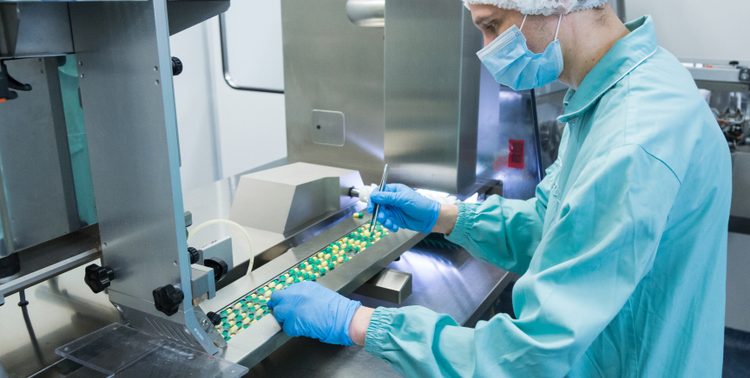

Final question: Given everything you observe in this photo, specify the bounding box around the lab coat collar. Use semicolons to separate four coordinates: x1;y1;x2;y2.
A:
558;16;658;124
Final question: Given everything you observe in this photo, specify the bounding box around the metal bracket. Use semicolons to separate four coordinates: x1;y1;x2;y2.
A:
739;67;750;84
191;264;216;300
354;268;412;304
201;237;234;268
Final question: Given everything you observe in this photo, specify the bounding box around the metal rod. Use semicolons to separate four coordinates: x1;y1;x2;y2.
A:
369;164;389;234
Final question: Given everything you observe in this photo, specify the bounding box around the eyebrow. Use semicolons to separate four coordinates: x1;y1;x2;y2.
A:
473;15;503;28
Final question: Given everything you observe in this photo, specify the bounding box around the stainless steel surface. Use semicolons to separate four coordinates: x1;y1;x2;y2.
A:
230;163;363;236
284;0;524;196
311;109;346;147
68;0;218;353
690;65;750;86
0;58;81;259
165;0;229;36
249;245;513;377
383;0;483;196
203;214;424;367
283;0;385;184
353;267;411;304
369;164;388;234
0;226;100;304
345;0;384;28
0;3;73;58
0;265;120;378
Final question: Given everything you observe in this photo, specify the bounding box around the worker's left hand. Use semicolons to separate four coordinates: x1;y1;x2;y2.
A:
268;281;361;346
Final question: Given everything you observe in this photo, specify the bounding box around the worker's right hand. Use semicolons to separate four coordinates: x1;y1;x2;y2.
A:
368;184;440;234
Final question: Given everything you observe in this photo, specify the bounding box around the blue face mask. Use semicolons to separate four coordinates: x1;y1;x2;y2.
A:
477;14;564;91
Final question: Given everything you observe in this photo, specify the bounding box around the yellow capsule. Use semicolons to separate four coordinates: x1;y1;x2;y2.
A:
255;309;264;318
286;277;294;284
251;293;257;299
332;245;339;251
242;317;251;325
337;256;344;263
324;253;331;260
306;265;313;271
314;272;320;278
264;290;272;298
227;312;236;320
275;283;284;291
229;325;239;333
317;252;324;259
332;261;338;267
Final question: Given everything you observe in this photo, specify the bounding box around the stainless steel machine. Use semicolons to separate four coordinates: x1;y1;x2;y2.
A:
284;0;544;198
0;0;248;375
0;0;546;376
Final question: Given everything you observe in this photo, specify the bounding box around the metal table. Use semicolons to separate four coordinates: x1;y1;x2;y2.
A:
248;242;512;377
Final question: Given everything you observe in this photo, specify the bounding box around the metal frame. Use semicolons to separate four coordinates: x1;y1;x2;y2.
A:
218;13;284;94
68;0;221;354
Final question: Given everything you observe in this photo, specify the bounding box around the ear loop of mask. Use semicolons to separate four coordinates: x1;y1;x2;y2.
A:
520;13;564;41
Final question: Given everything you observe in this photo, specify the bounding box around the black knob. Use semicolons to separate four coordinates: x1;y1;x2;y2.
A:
84;264;114;294
206;311;222;326
153;284;184;316
204;258;228;282
171;57;183;76
188;247;201;264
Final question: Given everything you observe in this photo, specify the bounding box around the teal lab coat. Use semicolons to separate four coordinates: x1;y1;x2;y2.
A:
364;16;731;377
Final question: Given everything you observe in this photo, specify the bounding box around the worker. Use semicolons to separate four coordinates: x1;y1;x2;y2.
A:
269;0;732;376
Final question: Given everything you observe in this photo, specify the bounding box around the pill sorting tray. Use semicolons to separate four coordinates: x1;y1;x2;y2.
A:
215;222;389;341
202;211;424;367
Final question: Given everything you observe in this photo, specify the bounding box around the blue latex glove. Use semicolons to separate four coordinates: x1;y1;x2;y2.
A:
368;183;440;234
268;281;361;346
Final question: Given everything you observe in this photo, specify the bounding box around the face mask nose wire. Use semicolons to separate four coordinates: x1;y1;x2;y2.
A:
520;15;528;30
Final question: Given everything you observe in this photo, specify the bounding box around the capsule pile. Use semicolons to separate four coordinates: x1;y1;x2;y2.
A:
215;223;389;341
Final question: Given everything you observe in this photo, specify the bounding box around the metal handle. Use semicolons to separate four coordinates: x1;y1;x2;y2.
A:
346;0;385;28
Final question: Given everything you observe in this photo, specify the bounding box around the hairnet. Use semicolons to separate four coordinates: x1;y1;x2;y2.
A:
463;0;607;16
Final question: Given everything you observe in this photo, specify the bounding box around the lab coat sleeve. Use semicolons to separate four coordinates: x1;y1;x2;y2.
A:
445;158;560;275
365;144;680;377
